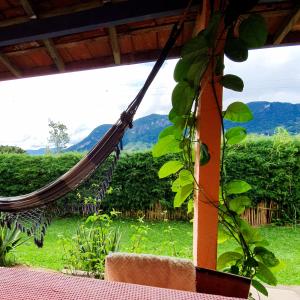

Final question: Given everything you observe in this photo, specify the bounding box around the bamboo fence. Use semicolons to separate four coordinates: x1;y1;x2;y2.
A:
118;201;279;226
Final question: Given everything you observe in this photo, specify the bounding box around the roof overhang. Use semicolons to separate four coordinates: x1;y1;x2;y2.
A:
0;0;298;81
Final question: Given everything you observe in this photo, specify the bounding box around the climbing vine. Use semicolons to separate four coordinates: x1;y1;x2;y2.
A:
152;0;279;297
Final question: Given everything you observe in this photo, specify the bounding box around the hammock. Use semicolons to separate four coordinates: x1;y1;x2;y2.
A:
0;20;184;246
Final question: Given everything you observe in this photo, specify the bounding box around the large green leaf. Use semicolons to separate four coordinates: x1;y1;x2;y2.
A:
174;53;198;82
256;262;277;286
168;108;177;123
220;74;244;92
238;219;262;244
158;126;181;140
174;183;193;207
229;196;251;214
179;169;194;185
158;160;183;179
171;178;181;192
159;161;183;179
218;224;230;244
217;251;243;269
152;135;182;157
239;14;267;48
225;180;252;195
224;102;253;122
252;279;268;296
225;38;248;62
172;81;195;116
181;34;208;57
171;170;193;193
254;247;280;267
225;127;247;145
187;55;209;87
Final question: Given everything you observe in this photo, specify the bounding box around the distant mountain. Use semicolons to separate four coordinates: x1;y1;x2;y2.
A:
225;102;300;134
66;114;170;153
26;148;48;155
26;102;300;154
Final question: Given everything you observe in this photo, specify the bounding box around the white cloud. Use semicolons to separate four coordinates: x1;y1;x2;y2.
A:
0;45;299;149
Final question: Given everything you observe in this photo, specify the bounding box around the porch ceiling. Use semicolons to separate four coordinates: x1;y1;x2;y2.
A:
0;0;298;81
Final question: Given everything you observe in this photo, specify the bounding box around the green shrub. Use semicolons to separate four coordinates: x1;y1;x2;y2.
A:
226;133;300;221
0;216;26;266
0;133;298;221
62;211;121;278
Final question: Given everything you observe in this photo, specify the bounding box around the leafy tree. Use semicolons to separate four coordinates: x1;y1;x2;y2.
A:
48;120;70;153
0;145;25;154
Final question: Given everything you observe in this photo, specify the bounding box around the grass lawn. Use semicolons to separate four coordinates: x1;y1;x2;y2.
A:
15;217;300;285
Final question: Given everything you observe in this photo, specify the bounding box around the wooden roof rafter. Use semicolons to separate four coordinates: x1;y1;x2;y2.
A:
273;6;300;45
108;26;121;65
20;0;37;19
19;0;65;72
0;0;200;48
0;0;296;81
0;52;22;78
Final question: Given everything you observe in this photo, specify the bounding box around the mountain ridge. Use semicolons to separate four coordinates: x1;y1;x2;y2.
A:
26;101;300;154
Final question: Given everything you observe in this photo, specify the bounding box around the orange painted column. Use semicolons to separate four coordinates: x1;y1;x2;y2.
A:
193;0;224;269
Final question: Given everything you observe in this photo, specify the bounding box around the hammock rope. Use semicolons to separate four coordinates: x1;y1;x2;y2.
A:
0;6;191;245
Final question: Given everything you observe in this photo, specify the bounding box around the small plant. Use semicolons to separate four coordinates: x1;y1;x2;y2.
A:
161;212;179;257
130;216;150;253
0;218;27;266
62;210;121;278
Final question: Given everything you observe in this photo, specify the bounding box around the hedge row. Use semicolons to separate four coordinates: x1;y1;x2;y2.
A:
225;135;300;220
0;135;299;220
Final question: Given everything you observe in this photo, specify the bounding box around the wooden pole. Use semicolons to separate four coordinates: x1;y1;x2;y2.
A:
193;0;224;269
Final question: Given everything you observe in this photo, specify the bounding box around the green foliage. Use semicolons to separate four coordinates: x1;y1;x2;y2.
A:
0;217;26;266
226;133;300;222
225;127;247;145
224;37;248;62
0;145;25;154
171;81;195;116
0;136;298;221
239;14;268;48
224;102;253;123
220;74;244;92
152;2;280;296
0;152;82;211
62;211;121;278
152;135;182;157
225;180;252;195
102;152;178;212
158;160;183;179
129;216;150;253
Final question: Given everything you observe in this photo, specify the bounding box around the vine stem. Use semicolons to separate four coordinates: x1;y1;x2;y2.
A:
209;15;253;263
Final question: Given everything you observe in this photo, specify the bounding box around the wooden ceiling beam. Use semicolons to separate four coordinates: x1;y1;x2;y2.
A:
0;0;200;47
0;2;102;28
43;39;65;72
4;22;194;57
273;6;300;45
0;53;22;78
108;26;121;64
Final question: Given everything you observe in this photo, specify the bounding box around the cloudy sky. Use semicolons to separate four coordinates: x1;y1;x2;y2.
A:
0;44;299;150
